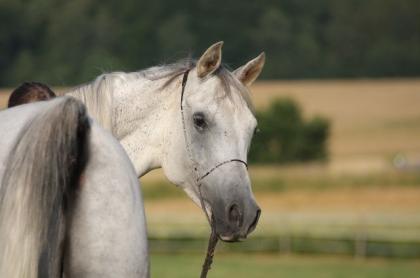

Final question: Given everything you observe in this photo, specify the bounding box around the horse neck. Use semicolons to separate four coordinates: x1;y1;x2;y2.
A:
66;71;181;177
111;73;179;177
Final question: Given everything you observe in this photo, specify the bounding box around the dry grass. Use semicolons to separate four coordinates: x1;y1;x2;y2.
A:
145;187;420;218
256;187;420;213
0;90;9;108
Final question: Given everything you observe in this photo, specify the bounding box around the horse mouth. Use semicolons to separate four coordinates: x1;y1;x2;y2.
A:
214;207;261;242
218;234;246;242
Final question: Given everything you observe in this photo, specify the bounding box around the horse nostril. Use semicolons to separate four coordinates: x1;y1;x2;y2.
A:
228;203;243;228
247;208;261;235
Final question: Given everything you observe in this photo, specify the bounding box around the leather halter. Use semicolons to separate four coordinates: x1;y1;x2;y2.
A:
180;70;248;184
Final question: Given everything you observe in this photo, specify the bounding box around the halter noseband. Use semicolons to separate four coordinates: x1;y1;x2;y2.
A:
180;70;248;183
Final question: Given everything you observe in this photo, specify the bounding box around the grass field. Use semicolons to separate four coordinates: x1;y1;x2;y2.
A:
150;253;420;278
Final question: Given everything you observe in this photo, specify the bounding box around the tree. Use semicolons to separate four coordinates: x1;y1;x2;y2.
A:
249;99;330;164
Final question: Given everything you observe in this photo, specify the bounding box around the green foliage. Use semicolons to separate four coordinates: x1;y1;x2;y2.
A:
300;116;330;161
249;98;330;164
1;0;420;86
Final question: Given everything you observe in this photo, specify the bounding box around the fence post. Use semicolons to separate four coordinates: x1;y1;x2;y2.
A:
354;231;367;259
279;235;292;254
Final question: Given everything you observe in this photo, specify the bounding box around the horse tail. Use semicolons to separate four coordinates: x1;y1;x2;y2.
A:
0;97;90;278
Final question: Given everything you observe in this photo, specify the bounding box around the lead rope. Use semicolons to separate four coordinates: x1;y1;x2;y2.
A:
179;70;219;278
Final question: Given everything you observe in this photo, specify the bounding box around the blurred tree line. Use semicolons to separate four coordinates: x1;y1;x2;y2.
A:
249;99;329;164
0;0;419;86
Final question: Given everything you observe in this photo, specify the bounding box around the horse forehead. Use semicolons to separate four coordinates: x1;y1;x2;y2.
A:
188;77;221;100
189;77;249;111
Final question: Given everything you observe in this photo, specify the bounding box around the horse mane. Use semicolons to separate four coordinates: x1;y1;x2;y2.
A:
65;74;115;131
66;58;255;130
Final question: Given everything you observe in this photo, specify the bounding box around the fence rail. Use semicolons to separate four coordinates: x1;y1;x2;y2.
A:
148;235;420;258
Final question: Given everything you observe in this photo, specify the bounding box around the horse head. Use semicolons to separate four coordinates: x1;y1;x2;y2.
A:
162;42;265;241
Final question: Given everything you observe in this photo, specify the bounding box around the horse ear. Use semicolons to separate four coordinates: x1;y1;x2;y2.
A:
196;41;224;78
234;52;265;87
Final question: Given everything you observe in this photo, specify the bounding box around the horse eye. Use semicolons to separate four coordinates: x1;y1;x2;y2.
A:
193;112;207;131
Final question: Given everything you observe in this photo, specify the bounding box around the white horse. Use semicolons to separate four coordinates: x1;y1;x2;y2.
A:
67;42;265;241
0;97;149;277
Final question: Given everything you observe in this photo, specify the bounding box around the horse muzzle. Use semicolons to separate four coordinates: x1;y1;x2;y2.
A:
212;200;261;242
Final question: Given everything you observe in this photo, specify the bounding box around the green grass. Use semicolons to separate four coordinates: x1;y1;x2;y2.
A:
150;253;420;278
250;171;420;193
148;237;420;258
141;170;420;200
